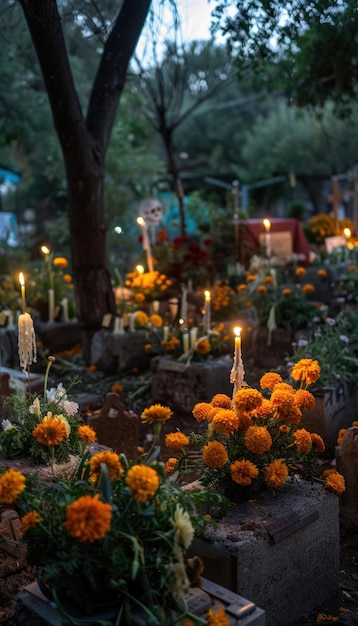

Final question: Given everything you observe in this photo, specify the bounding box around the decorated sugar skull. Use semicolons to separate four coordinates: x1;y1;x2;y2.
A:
139;199;163;226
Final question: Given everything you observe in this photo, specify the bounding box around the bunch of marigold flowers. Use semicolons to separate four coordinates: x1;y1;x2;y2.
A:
162;358;346;502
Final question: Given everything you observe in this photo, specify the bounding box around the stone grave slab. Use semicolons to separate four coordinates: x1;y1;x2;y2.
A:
0;508;27;577
87;392;139;461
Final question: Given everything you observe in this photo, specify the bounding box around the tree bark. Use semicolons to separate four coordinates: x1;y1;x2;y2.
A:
17;0;152;360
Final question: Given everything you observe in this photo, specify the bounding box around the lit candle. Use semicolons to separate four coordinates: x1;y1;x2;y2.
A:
41;244;54;289
263;219;271;258
19;272;26;314
180;286;188;326
204;290;211;334
182;331;190;354
18;312;37;373
137;217;154;273
230;326;245;397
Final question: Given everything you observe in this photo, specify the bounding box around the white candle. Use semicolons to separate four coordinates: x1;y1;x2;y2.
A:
19;272;26;314
137;217;154;273
180;286;188;326
263;218;271;258
48;288;55;322
204;290;211;334
230;326;245;397
61;297;69;322
18;312;37;373
163;325;169;341
113;317;124;335
189;326;198;349
182;332;190;354
129;312;136;332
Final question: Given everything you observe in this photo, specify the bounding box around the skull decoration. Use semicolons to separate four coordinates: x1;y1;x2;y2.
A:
139;199;163;226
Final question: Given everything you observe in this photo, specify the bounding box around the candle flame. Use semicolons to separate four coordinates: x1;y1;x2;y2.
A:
234;326;242;337
19;272;25;286
204;290;211;301
137;217;145;227
263;219;271;231
136;264;144;274
344;228;351;239
41;244;51;256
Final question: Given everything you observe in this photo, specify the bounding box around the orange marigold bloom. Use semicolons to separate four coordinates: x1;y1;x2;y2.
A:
32;417;67;447
233;387;263;413
111;382;123;394
135;293;146;304
238;411;253;431
21;510;42;534
230;459;259;486
295;267;307;276
325;472;346;496
210;394;232;409
125;465;160;502
291;359;321;386
193;402;216;422
279;424;289;434
206;606;230;626
271;388;296;408
195;338;211;355
310;433;325;453
53;256;68;269
294;389;316;411
89;451;123;480
302;283;315;294
165;432;189;450
251;399;272;420
237;283;247;291
88;364;97;372
144;343;152;351
276;401;302;425
264;460;289;489
0;469;26;504
212;409;239;435
348;264;357;271
202;441;229;468
260;372;283;390
244;425;272;454
246;274;256;283
64;494;112;542
149;314;163;328
293;428;312;454
263;275;273;284
282;288;291;296
165;457;178;475
136;310;149;325
317;269;328;277
141;404;173;424
77;424;97;444
273;382;295;394
257;285;268;294
63;273;72;283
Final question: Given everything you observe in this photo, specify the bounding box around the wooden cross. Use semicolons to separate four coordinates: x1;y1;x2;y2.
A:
327;176;344;234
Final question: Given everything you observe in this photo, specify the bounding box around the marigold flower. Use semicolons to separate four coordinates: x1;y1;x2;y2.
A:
210;394;232;409
0;469;26;504
291;358;321;386
264;460;289;489
144;343;152;351
263;275;273;284
293;428;312;454
348;264;357;272
173;504;194;549
134;293;146;304
295;267;307;276
294;389;316;411
32;416;67;447
63;273;72;283
136;310;149;326
212;409;239;435
251;399;272;420
206;606;230;626
237;283;247;291
21;510;42;533
260;372;283;390
77;424;97;444
125;465;160;502
193;402;216;422
141;404;173;424
244;425;272;454
257;285;268;294
88;364;97;372
246;274;256;283
202;441;228;468
64;494;112;542
230;459;259;486
282;288;291;296
317;269;328;277
310;432;325;453
302;283;315;294
337;428;347;445
149;314;163;328
233;387;263;413
165;432;190;450
89;451;123;479
325;472;346;496
111;382;123;394
195;338;211;355
165;457;178;475
273;382;295;394
53;256;68;268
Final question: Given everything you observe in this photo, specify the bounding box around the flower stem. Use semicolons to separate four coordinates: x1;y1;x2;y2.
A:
43;356;56;405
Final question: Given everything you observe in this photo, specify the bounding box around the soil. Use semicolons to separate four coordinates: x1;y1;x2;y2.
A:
1;354;358;625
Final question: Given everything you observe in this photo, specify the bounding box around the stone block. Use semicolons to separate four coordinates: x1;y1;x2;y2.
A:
151;356;233;413
189;481;339;626
87;392;139;460
90;330;156;372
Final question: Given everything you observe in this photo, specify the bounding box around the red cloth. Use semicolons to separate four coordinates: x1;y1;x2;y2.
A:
239;218;310;265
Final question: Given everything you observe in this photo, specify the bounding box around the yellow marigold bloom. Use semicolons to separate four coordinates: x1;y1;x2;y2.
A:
195;338;211;355
210;393;232;409
294;389;316;411
251;399;272;420
165;457;178;475
244;425;272;454
63;273;72;283
352;421;358;427
125;465;160;502
234;387;263;413
231;459;259;486
21;510;42;534
295;267;307;276
212;409;239;435
206;606;230;626
141;404;173;424
202;441;228;468
263;275;273;284
282;288;291;296
89;451;123;480
136;310;149;325
149;314;163;328
293;428;312;454
237;283;247;291
246;274;256;282
173;504;194;549
193;402;216;422
260;372;283;390
77;424;97;443
264;460;289;489
311;433;325;453
64;494;112;542
325;472;345;496
165;432;190;450
302;283;315;294
317;269;328;277
291;358;321;386
53;256;68;268
0;469;26;504
111;382;123;394
32;416;67;447
257;285;268;294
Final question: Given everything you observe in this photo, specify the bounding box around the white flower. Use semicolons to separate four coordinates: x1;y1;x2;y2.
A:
47;383;79;416
1;419;14;431
29;397;42;419
172;504;194;549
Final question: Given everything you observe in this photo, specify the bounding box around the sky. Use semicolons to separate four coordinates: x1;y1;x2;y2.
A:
178;0;215;41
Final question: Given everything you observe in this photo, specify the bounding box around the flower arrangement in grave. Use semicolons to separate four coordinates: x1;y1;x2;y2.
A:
288;311;358;389
207;280;250;322
304;214;355;246
337;419;358;445
0;414;227;625
27;249;75;319
124;267;174;303
160;323;231;363
0;357;82;466
333;262;358;304
157;358;347;503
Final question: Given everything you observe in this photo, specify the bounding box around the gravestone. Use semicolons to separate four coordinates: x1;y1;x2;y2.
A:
87;392;139;461
0;508;27;577
336;426;358;526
